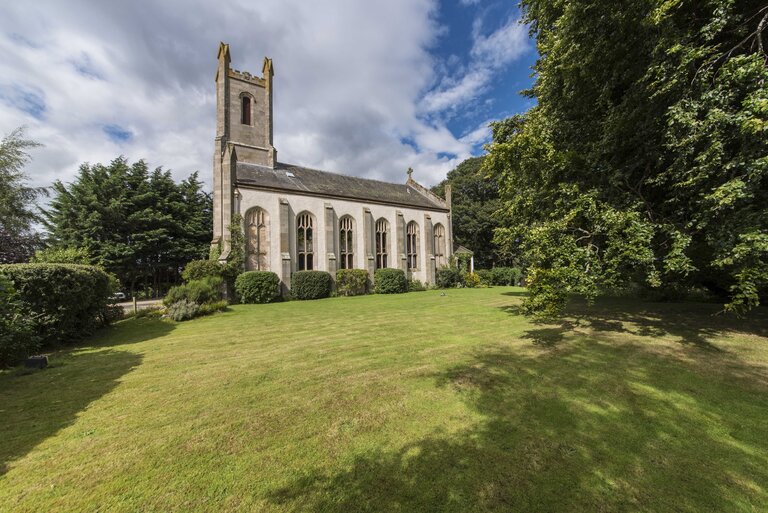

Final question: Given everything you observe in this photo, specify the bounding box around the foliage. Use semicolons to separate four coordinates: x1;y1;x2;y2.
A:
462;272;481;288
166;299;200;322
42;157;212;297
292;271;333;300
182;259;225;282
374;268;407;294
408;279;426;292
235;271;280;304
336;269;369;296
32;247;91;265
163;276;223;307
197;300;229;317
485;0;768;315
0;229;42;264
488;267;523;286
226;213;246;273
0;263;115;347
0;275;39;367
436;267;462;289
0;128;47;263
432;157;511;267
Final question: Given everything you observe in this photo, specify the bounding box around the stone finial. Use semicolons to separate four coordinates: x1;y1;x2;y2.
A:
407;167;413;179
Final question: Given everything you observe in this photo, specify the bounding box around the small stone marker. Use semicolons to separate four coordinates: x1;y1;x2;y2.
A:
25;355;48;369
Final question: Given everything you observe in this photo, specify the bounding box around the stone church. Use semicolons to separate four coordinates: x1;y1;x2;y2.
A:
211;43;453;293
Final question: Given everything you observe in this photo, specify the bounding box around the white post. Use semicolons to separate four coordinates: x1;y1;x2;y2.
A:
470;256;474;274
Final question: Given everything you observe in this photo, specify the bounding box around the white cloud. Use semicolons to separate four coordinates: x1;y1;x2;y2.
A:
0;0;526;197
419;14;528;116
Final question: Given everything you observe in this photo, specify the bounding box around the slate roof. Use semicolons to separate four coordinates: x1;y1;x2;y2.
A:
236;161;448;211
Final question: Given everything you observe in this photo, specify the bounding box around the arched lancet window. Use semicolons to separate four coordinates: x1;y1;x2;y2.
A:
375;218;389;269
339;216;354;269
241;96;251;125
297;212;315;271
433;223;446;268
246;207;269;271
406;221;419;271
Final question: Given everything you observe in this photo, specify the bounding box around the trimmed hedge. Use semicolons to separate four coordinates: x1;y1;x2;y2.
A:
336;269;369;296
374;268;407;294
0;275;39;367
292;271;332;300
181;259;225;282
235;271;280;304
0;263;115;348
436;267;462;288
408;279;426;292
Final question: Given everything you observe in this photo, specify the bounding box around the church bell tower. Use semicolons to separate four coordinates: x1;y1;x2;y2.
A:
212;42;276;257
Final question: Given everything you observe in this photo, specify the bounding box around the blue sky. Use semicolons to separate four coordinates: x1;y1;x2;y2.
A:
0;0;536;190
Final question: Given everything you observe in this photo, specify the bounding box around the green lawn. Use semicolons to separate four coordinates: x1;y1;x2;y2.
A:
1;288;767;512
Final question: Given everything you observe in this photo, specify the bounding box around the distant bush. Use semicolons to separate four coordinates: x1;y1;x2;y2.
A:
182;259;224;282
489;267;522;286
463;272;481;288
0;263;115;349
374;268;407;294
476;269;492;286
292;271;333;300
235;271;280;304
436;267;462;288
336;269;369;296
167;299;200;321
0;276;39;367
164;276;223;307
408;279;426;292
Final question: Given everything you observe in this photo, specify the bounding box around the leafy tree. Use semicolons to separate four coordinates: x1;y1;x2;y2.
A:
0;127;45;263
43;157;212;296
485;0;768;315
432;157;511;268
32;247;91;264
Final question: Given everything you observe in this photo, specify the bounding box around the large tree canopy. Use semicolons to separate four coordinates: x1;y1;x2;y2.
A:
485;0;768;316
43;157;212;295
432;157;512;268
0;127;45;264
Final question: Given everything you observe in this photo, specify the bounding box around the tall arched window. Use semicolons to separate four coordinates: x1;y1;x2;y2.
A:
406;221;419;270
339;216;354;269
433;223;446;268
375;218;389;269
297;212;314;271
241;96;251;125
246;207;269;271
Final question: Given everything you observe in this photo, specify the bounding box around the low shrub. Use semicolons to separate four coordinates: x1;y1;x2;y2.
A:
436;267;462;288
408;279;426;292
197;299;229;317
462;272;481;288
476;269;492;286
31;247;90;265
164;276;223;307
489;267;523;286
292;271;333;300
374;268;407;294
167;299;200;321
0;263;115;348
0;276;39;367
182;259;225;282
336;269;369;296
134;306;164;319
235;271;280;304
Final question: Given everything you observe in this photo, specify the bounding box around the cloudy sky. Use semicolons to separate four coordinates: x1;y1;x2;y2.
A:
0;0;536;192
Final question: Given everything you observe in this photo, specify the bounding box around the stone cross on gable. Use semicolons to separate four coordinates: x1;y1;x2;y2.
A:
407;167;413;179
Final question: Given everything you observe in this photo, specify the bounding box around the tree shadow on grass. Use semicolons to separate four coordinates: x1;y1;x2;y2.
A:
266;341;768;512
0;318;173;475
499;291;768;351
